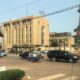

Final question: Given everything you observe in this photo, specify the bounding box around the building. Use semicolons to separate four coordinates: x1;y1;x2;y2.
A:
74;26;80;47
49;32;75;52
0;27;4;49
74;5;80;54
1;16;49;52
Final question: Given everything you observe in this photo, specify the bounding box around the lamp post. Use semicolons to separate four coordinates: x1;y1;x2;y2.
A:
74;5;80;54
63;39;66;51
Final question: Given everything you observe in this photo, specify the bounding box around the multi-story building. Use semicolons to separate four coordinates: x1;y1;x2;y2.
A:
1;16;49;52
50;32;75;52
0;27;3;49
74;5;80;54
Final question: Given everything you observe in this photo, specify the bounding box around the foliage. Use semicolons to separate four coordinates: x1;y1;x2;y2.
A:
0;69;25;80
50;41;58;47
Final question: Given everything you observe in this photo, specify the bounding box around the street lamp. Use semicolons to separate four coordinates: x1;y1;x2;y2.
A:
63;39;66;51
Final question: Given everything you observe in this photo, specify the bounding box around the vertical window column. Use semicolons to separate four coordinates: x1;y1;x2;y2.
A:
20;21;23;45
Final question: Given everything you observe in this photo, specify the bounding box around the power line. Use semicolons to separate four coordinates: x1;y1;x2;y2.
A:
33;4;80;19
36;4;79;80
0;0;41;15
0;3;79;21
0;2;79;17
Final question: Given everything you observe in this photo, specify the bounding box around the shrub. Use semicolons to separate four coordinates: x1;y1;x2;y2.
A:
0;69;25;80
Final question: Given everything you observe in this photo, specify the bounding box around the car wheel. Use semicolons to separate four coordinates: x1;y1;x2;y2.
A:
52;57;56;62
69;58;73;63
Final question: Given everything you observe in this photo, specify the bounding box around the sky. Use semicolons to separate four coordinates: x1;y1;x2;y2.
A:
0;0;80;35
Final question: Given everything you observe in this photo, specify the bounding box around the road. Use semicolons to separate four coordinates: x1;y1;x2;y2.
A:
0;54;80;80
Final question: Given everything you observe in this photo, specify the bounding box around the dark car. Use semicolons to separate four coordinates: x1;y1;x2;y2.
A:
19;51;29;59
47;50;79;63
19;51;43;62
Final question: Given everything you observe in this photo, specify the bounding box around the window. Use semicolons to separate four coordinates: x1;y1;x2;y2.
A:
41;26;45;45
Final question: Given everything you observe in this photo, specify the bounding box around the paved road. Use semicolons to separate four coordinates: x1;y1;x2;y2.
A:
0;54;80;80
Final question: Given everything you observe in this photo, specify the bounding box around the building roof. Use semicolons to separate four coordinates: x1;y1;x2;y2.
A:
2;16;48;25
50;32;71;36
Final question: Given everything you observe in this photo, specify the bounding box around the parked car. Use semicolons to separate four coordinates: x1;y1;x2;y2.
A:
30;51;44;62
33;51;44;58
41;50;48;54
47;50;79;63
0;50;7;57
19;51;29;59
19;51;43;62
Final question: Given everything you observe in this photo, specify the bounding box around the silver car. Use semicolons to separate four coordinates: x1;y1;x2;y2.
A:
0;50;7;57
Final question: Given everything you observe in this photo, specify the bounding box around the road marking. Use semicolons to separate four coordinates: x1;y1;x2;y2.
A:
62;76;78;80
27;76;31;80
7;66;30;70
0;66;6;71
37;74;66;80
8;67;30;70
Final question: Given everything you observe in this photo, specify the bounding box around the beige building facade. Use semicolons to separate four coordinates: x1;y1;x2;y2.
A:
1;16;49;52
49;32;75;52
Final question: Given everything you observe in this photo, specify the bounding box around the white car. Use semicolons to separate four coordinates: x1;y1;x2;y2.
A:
0;50;7;57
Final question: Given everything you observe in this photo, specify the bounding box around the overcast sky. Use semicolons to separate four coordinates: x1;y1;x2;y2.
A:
0;0;80;35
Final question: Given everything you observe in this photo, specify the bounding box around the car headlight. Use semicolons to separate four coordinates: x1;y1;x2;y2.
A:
74;56;77;58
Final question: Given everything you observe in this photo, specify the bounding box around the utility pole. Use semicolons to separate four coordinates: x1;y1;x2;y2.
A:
63;39;66;51
26;0;29;16
74;5;80;54
78;5;80;26
26;4;28;16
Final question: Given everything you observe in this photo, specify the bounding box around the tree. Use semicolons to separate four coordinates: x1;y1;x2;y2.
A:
50;41;58;47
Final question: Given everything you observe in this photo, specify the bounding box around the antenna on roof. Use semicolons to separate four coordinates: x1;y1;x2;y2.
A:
11;18;16;21
39;10;45;16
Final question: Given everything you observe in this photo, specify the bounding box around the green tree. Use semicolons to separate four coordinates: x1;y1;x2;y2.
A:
51;41;58;47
